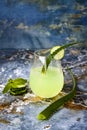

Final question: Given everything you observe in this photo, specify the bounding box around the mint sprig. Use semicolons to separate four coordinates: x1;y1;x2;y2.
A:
38;67;76;120
42;42;79;73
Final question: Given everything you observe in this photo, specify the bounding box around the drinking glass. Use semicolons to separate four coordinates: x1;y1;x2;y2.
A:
29;49;64;98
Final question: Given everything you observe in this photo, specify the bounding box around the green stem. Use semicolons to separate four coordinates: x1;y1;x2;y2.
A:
38;67;76;120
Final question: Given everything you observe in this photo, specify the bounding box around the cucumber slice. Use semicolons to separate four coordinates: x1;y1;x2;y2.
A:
10;87;27;92
10;88;27;96
12;78;27;88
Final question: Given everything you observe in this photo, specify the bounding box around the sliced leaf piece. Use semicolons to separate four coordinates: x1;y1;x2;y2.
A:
10;88;27;96
38;67;76;120
10;87;26;92
2;79;13;94
12;78;27;88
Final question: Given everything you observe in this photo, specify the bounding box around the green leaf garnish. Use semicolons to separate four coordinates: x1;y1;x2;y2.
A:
2;79;13;94
11;78;27;88
42;42;79;73
37;67;76;120
2;78;27;95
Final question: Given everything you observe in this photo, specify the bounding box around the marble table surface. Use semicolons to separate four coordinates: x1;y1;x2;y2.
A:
0;45;87;130
0;0;87;130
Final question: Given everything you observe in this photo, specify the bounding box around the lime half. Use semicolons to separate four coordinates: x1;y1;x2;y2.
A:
50;46;64;60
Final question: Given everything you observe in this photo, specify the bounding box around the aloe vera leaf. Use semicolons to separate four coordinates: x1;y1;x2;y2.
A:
42;42;79;73
2;79;13;94
38;68;76;120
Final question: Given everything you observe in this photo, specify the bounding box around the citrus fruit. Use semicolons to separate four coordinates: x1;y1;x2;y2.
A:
50;46;64;60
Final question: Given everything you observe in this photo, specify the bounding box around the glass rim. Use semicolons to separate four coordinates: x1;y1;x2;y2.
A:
34;48;50;58
34;49;61;66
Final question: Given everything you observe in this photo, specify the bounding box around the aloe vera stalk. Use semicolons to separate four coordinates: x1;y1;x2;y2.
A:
42;42;79;73
38;67;76;120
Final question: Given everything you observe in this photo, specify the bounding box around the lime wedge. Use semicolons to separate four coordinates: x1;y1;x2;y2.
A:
50;46;64;60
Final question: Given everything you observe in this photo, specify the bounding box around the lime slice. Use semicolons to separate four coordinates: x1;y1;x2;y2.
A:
50;46;64;60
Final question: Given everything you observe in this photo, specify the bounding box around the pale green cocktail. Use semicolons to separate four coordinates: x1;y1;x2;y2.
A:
30;48;64;99
30;66;64;98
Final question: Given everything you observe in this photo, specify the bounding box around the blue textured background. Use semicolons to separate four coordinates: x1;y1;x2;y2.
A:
0;0;87;50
